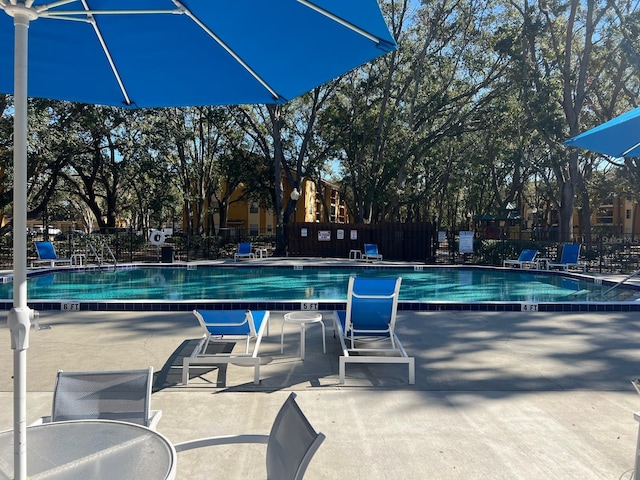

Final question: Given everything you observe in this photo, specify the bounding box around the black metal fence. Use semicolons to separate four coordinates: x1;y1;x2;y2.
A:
2;226;640;275
434;235;640;275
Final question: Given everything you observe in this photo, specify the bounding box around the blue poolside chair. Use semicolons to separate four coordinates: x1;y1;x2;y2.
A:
31;241;72;268
548;243;586;272
234;242;254;261
362;243;383;262
333;277;415;384
183;309;271;385
503;249;538;269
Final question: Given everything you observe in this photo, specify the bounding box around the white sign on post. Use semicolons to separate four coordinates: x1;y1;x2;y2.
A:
459;231;474;254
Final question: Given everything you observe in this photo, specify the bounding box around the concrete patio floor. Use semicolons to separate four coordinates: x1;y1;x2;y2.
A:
1;308;640;479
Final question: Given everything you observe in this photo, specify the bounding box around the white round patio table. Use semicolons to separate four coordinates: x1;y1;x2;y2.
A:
0;419;176;480
281;311;326;360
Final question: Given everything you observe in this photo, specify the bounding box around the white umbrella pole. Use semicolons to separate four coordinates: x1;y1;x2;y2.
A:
8;9;35;480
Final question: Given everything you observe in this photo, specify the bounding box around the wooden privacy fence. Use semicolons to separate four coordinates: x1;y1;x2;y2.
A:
286;222;434;261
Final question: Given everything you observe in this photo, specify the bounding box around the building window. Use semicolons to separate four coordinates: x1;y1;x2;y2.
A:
597;206;614;224
249;224;259;236
627;209;632;219
250;202;258;214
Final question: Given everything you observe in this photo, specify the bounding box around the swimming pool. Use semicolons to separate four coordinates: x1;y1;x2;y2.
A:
2;264;639;312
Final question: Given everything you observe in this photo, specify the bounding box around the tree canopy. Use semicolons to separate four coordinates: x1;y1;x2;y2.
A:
1;0;640;246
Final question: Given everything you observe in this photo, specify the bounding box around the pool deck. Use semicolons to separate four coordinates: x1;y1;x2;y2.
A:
2;304;640;479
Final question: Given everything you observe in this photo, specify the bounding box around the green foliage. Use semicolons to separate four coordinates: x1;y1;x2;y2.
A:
1;0;639;248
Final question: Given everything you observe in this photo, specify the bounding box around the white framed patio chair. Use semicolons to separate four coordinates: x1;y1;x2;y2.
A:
234;242;254;261
31;241;73;268
503;249;538;268
362;243;383;262
183;309;271;385
333;276;415;384
548;243;586;271
33;367;162;430
175;393;325;480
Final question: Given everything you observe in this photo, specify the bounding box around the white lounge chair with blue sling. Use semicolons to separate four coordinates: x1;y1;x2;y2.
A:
362;243;383;262
548;243;586;271
183;309;270;385
503;249;538;268
234;242;254;261
31;241;73;268
333;277;415;384
175;393;325;480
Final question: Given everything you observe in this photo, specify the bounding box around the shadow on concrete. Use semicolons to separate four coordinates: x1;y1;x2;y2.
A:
154;339;236;391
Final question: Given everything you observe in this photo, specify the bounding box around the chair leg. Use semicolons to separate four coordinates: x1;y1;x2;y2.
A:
408;358;415;385
634;413;640;479
182;358;191;385
253;360;260;385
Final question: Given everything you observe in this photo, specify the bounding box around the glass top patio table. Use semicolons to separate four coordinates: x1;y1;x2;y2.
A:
0;419;176;479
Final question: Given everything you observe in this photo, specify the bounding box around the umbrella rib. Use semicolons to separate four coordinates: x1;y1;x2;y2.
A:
42;9;182;16
622;142;640;158
297;0;392;49
80;5;132;106
34;0;78;13
34;1;182;106
171;0;281;102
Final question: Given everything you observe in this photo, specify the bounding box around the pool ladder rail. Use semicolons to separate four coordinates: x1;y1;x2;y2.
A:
87;238;117;267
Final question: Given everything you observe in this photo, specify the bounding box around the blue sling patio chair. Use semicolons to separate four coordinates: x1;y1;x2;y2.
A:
548;243;586;272
234;242;254;261
362;243;383;262
31;241;73;268
503;249;538;269
183;309;271;385
333;277;415;385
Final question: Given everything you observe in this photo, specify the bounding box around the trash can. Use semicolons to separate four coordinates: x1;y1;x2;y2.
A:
161;246;174;263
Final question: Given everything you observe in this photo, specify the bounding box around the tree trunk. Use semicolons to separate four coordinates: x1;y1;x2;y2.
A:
269;105;286;256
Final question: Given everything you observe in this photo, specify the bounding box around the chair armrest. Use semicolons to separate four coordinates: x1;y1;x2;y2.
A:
28;415;51;426
148;410;163;431
174;434;269;452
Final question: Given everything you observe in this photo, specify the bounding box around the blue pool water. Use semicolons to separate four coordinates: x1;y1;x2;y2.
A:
4;265;637;303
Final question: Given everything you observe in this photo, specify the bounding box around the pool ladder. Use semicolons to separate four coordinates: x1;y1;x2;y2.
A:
600;268;640;299
87;239;117;267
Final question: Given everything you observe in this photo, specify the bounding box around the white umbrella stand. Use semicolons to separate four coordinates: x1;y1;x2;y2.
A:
7;6;38;480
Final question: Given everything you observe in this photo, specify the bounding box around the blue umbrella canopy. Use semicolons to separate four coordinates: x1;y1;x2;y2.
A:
0;0;396;107
0;2;396;478
563;106;640;158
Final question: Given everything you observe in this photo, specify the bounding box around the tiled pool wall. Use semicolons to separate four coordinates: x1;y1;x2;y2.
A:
3;263;640;312
3;300;639;313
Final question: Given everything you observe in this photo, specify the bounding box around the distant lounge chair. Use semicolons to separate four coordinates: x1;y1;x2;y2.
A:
31;241;73;268
183;309;271;385
548;243;586;271
362;243;383;262
503;249;538;269
32;368;162;430
234;242;254;261
175;393;325;480
333;277;415;384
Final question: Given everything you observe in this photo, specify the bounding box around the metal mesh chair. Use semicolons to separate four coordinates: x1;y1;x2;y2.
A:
50;367;162;429
175;393;325;480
